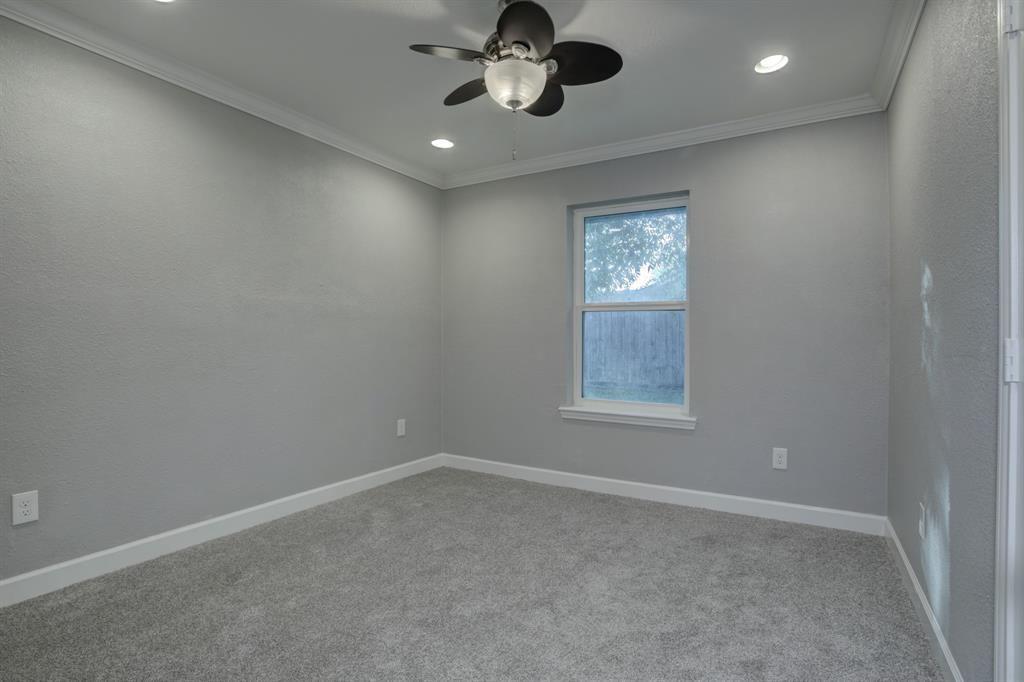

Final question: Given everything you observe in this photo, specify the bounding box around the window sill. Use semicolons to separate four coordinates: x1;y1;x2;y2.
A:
558;404;697;430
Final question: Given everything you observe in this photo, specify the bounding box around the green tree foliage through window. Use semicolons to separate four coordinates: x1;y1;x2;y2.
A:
584;206;687;304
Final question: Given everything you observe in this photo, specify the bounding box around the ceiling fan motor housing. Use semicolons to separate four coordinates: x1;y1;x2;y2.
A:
497;0;527;12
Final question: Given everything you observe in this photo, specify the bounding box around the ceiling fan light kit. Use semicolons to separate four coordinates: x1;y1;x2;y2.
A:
484;59;547;110
409;0;622;118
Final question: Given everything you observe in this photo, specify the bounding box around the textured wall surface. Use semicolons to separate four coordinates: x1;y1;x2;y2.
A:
0;17;1001;682
886;0;1000;679
0;18;444;578
443;114;891;514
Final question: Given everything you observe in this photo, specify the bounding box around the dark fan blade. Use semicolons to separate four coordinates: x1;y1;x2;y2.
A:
548;41;623;86
443;79;487;106
524;82;563;117
410;44;486;62
497;1;554;58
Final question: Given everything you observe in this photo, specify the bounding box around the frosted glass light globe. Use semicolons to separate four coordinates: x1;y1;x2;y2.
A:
484;59;547;110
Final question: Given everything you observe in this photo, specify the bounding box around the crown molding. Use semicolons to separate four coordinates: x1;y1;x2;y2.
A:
0;0;445;188
2;0;915;191
440;93;883;188
871;0;927;109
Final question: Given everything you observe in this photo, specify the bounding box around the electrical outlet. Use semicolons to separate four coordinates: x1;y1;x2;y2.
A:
12;490;38;526
772;447;788;470
919;501;926;539
396;418;406;438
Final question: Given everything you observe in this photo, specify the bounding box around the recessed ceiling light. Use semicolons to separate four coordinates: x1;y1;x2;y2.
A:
754;54;789;74
154;0;176;3
431;138;454;149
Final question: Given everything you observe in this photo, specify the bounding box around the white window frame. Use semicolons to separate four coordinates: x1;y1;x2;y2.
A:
559;196;696;430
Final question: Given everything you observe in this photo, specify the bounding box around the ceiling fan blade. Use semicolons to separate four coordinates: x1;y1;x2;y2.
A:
497;1;554;58
548;41;623;86
409;44;486;62
443;79;488;106
524;81;564;117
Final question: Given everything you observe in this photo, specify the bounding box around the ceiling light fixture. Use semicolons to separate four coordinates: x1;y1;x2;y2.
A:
408;0;621;118
754;54;789;74
484;58;547;111
154;0;176;3
431;138;455;149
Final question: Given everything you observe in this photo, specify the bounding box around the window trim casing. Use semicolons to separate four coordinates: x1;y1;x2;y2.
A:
560;195;695;430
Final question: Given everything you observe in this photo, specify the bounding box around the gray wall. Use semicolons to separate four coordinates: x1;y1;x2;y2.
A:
443;113;891;514
886;0;1000;679
0;18;444;579
1;18;1002;681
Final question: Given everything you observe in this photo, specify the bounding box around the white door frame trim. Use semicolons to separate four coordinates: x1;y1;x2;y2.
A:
997;1;1024;680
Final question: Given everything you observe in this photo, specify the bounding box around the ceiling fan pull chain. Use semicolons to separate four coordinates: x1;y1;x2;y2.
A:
512;107;518;161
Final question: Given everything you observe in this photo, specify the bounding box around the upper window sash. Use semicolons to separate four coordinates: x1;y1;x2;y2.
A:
573;198;688;308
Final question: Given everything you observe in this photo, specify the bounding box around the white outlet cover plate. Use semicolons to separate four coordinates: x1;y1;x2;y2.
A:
12;490;39;525
772;448;788;470
396;419;406;437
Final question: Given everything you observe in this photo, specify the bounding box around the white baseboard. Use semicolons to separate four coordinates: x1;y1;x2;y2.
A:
0;454;446;609
437;454;888;536
885;519;964;682
1;451;890;610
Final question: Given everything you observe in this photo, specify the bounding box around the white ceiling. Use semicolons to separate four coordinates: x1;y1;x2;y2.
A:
4;0;915;188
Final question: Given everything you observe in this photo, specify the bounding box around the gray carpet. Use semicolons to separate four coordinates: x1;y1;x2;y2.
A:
1;468;940;681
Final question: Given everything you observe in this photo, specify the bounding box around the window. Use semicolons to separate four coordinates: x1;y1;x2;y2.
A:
559;196;695;429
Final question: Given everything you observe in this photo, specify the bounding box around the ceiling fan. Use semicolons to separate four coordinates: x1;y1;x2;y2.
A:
409;0;623;117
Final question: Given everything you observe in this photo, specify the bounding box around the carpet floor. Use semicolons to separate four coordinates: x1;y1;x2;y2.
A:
1;467;941;681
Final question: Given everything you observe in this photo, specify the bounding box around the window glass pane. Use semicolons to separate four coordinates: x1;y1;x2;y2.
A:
582;310;684;405
584;206;687;303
